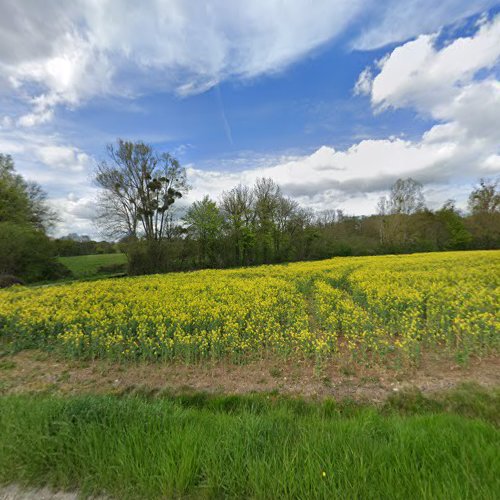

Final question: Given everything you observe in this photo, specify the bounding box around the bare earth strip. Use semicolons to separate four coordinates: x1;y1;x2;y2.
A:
0;484;107;500
1;350;498;402
0;484;78;500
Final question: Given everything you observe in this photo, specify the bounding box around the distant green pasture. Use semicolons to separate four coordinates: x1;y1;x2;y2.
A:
58;253;127;279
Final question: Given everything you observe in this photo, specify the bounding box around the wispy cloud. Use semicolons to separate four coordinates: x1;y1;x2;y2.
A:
1;1;494;126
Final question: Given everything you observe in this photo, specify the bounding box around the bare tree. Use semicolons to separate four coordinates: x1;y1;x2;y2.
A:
468;178;500;214
316;209;338;227
94;140;189;240
377;196;389;216
96;189;138;240
387;178;426;215
376;178;425;247
162;209;183;241
275;196;299;234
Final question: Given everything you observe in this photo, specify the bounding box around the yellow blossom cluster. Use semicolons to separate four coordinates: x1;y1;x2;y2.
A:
0;250;498;363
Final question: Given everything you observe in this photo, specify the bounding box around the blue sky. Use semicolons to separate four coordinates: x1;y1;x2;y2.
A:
57;27;430;161
0;0;499;236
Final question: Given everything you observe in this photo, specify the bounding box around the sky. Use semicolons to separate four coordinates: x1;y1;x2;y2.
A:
0;0;499;238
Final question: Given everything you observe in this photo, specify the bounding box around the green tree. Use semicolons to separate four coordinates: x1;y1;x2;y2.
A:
220;184;255;265
466;178;500;248
0;155;66;284
0;222;62;282
435;201;472;250
0;154;56;229
253;178;281;263
468;178;499;214
184;196;224;267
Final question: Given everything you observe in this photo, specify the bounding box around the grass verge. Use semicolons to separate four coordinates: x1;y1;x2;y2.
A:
0;386;499;499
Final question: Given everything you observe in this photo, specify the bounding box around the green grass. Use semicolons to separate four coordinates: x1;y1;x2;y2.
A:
58;253;127;280
0;386;499;499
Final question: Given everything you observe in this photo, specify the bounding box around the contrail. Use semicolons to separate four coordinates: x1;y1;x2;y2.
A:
215;84;233;146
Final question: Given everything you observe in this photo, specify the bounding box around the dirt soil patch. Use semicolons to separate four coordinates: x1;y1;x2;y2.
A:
1;350;499;402
0;484;79;500
0;484;107;500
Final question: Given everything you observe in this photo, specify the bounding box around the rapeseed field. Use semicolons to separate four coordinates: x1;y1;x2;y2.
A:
1;251;498;364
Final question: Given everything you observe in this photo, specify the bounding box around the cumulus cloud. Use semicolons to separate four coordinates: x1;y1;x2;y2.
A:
186;131;491;215
365;15;500;116
50;194;100;236
346;15;500;197
0;0;494;126
35;145;91;173
185;17;500;215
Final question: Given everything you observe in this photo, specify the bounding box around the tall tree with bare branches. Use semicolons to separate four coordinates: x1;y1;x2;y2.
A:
95;140;189;241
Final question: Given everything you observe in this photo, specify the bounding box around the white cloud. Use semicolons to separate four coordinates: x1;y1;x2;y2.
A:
185;17;500;215
364;15;500;117
0;127;97;235
353;67;373;96
0;1;495;126
0;0;366;125
35;145;91;173
185;129;494;215
483;154;500;172
341;15;499;204
6;30;112;126
17;109;54;127
352;0;497;50
50;194;100;237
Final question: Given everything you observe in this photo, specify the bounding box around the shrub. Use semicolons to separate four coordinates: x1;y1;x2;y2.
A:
125;240;171;276
0;274;24;288
97;263;127;274
0;222;72;282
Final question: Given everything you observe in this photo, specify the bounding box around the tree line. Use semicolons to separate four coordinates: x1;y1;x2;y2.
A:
94;140;500;275
1;140;499;284
53;234;117;257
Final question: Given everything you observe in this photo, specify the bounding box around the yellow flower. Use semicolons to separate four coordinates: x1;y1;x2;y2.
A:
0;250;497;363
